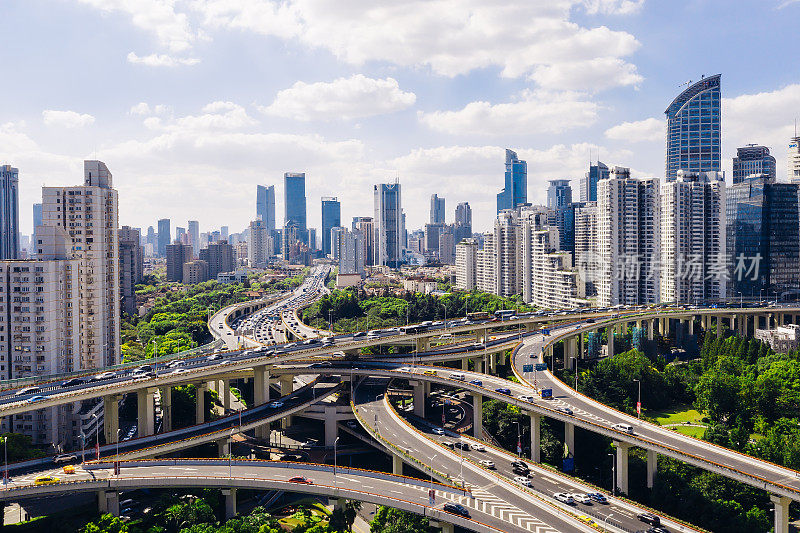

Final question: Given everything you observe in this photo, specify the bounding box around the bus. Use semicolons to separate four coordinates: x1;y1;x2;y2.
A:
467;311;490;321
494;309;516;320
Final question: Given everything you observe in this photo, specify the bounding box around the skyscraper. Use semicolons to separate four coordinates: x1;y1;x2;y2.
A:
547;179;573;252
497;149;527;213
332;227;365;276
188;220;200;256
284;172;307;239
547;180;572;210
430;194;445;224
455;238;479;290
665;74;721;179
157;218;170;257
199;241;235;279
166;242;193;282
580;161;609;202
454;202;472;243
352;216;375;266
119;226;143;316
789;136;800;183
256;184;276;231
249;219;273;268
374;182;403;267
31;202;42;256
732;145;776;184
321;197;341;257
0;164;19;260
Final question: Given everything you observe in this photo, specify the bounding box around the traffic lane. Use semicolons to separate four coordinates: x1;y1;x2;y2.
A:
355;383;590;533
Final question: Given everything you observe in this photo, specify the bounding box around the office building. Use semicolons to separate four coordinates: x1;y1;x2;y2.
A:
374;182;403;267
665;74;721;179
732;145;776;184
580;161;609;203
256;185;276;231
455;238;479;290
546;180;573;252
308;228;317;251
574;202;598;298
726;176;799;299
789;136;800;183
596;171;660;306
547;179;572;211
220;226;229;241
430;194;445;224
424;223;444;256
183;260;210;284
660;170;726;304
199;241;235;279
175;227;186;243
352;217;375;266
497;149;527;212
438;229;455;265
118;226;143;316
321;197;341;257
332;227;365;276
146;226;157;255
454;202;472;243
166;242;193;282
31;203;42;256
0;165;19;260
284;172;307;236
157;218;170;257
188;220;200;256
248;219;273;268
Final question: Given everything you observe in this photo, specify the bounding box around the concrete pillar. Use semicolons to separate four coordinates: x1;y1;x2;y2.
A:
221;379;231;412
614;441;631;494
137;388;156;437
392;454;403;475
579;333;584;361
475;329;486;344
688;318;694;336
222;488;237;520
160;386;172;433
716;316;723;338
473;394;482;439
440;522;455;533
324;406;338;447
99;490;119;517
254;366;270;439
280;375;293;395
646;449;657;488
461;357;469;371
195;383;207;424
647;320;654;341
530;413;541;463
607;327;614;357
770;494;790;533
217;438;230;457
103;395;120;444
98;490;108;514
488;352;496;373
412;381;425;418
564;422;575;457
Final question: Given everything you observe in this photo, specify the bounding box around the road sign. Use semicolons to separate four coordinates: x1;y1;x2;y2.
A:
636;401;641;415
522;364;534;373
535;363;548;371
428;489;435;504
562;457;574;472
540;388;553;399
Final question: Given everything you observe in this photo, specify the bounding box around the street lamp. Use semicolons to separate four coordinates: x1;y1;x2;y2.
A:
228;428;234;480
1;435;7;486
607;452;616;496
427;453;438;491
737;292;743;309
333;436;340;486
603;512;615;531
91;413;101;460
633;378;641;419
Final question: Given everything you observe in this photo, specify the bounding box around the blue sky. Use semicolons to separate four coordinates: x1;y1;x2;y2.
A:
2;0;800;237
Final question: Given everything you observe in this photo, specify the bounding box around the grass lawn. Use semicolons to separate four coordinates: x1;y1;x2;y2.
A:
650;403;705;425
670;425;707;438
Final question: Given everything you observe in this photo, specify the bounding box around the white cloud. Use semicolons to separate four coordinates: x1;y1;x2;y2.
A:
604;117;664;142
42;110;96;128
129;103;170;116
261;75;416;121
127;52;200;67
530;57;642;91
418;90;599;135
582;0;645;14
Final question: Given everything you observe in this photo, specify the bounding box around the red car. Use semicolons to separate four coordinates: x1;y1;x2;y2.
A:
288;476;313;484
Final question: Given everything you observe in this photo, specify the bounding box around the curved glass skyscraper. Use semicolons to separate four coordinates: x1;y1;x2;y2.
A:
665;74;721;179
497;149;527;213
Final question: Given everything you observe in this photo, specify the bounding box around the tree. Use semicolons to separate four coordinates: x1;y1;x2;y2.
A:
369;507;433;533
79;514;132;533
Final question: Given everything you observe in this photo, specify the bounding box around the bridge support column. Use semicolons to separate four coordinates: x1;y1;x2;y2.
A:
488;352;496;373
564;422;574;458
646;449;657;488
738;315;746;337
222;488;237;520
98;490;119;517
324;406;338;447
530;413;541;463
412;381;425;418
475;329;486;344
614;441;631;495
392;454;403;475
416;337;431;352
220;379;231;412
687;318;694;336
770;495;790;533
254;366;270;439
160;386;172;432
103;394;120;444
606;328;614;357
472;394;482;439
439;522;454;533
195;383;207;424
461;357;469;371
579;334;584;360
280;376;294;428
137;387;156;437
217;438;229;457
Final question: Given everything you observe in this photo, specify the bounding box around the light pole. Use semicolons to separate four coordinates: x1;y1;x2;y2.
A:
333;436;340;486
737;292;743;309
1;436;7;486
574;356;579;392
516;421;521;458
428;453;438;491
603;512;614;532
607;452;616;496
633;378;641;419
91;413;100;460
228;428;234;480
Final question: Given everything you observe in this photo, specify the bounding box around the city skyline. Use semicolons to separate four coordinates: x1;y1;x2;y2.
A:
3;1;800;237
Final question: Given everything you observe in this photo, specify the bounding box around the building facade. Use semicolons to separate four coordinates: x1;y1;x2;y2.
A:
166;242;193;282
454;202;472;243
188;220;199;256
665;74;721;179
0;165;19;260
732;145;776;184
374;183;403;267
157;218;170;258
332;227;365;276
430;194;445;224
497;149;527;213
256;185;276;231
31;203;42;257
455;238;478;290
353;216;375;266
284;172;307;238
199;241;235;279
248;219;273;268
321;197;341;257
574;202;598;298
183;260;210;284
580;161;609;203
118;226;143;316
789;136;800;183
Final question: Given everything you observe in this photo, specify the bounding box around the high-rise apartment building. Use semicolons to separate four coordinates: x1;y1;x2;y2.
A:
41;161;120;371
454;202;472;243
118;226;143;316
580;161;609;203
596;170;660;306
732;145;776;184
352;216;375;266
374;183;403;267
0;165;20;260
430;194;445;224
332;227;365;276
248;219;273;268
31;203;42;257
183;260;210;284
455;238;479;290
726;176;799;299
438;229;455;265
478;210;523;298
321;197;341;257
665;74;721;179
660;170;726;304
546;180;573;252
497;149;527;213
188;220;200;256
574;202;598;298
789;136;800;183
199;241;235;279
256;185;276;231
166;242;193;282
157;218;170;257
284;172;307;237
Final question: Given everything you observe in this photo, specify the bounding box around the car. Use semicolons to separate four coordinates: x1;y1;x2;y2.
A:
470;443;486;452
454;442;470;450
62;465;76;474
518;395;536;402
443;503;471;518
494;388;512;395
207;354;221;361
478;459;495;469
449;372;466;381
469;379;483;387
15;386;42;397
170;368;186;375
60;378;85;387
637;513;661;526
280;454;304;462
432;427;445;435
511;461;529;475
422;370;437;376
53;454;78;465
571;493;592;504
553;492;574;505
352;331;366;338
588;492;608;504
612;422;635;434
134;365;153;373
288;476;313;484
514;476;532;487
398;367;412;372
27;395;47;404
556;406;574;416
442;441;454;448
331;351;346;358
34;475;60;486
577;515;596;525
269;401;285;408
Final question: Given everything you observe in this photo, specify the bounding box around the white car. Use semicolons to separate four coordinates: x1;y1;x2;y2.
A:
612;423;635;434
432;427;445;435
478;460;495;469
554;493;575;505
470;443;486;452
269;401;284;408
514;476;532;487
518;395;536;402
571;493;592;504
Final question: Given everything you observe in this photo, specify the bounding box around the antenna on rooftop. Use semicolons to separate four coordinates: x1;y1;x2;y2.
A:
677;79;692;88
